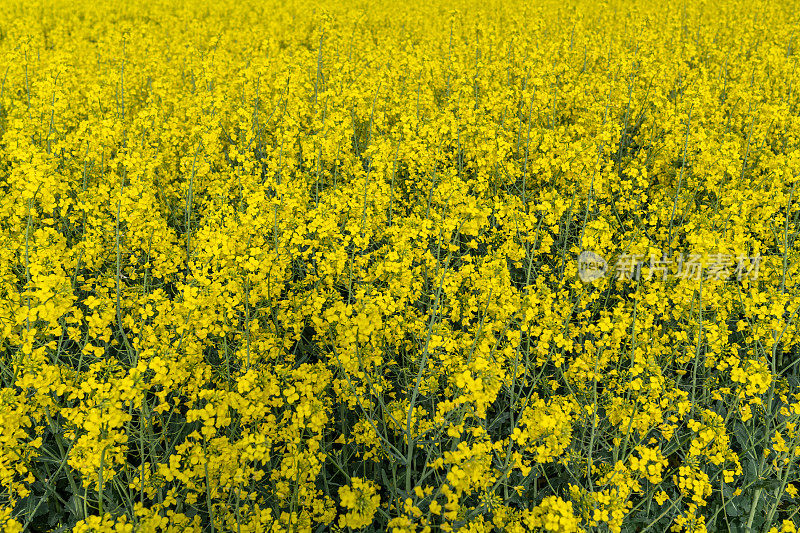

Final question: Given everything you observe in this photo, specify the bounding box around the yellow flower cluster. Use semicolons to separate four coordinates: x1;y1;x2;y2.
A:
629;445;668;484
523;495;581;532
338;478;381;529
1;0;800;530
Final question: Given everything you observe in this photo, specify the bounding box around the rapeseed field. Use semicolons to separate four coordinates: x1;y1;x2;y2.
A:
2;0;800;531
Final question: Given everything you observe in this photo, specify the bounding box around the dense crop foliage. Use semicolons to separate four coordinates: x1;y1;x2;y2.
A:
3;0;800;531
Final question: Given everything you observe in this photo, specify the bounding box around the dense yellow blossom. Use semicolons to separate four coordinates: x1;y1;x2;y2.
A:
2;0;800;530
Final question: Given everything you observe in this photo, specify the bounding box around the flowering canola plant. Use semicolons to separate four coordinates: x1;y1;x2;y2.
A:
2;0;800;531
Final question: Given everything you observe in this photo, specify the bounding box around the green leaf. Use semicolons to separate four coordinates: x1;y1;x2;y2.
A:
725;496;743;517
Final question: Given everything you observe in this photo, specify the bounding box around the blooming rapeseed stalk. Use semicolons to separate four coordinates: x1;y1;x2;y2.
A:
2;0;800;530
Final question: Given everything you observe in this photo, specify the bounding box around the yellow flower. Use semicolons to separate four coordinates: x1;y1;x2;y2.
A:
338;478;381;529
